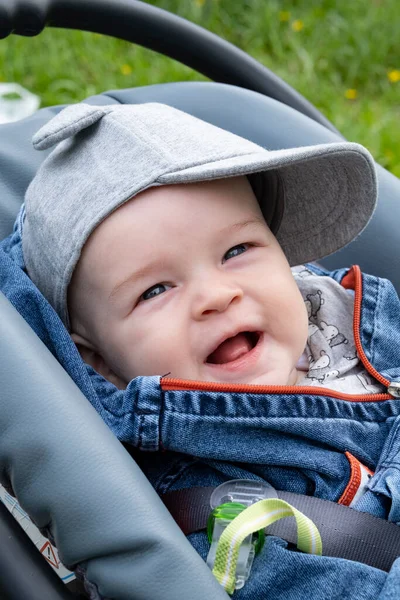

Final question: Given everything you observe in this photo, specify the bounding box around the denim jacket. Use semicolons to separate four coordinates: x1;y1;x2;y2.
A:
1;210;400;599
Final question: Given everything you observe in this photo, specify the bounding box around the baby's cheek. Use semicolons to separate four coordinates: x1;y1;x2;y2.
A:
271;287;308;349
119;333;182;379
104;309;190;379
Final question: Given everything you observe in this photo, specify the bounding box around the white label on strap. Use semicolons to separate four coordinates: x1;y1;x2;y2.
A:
0;483;75;584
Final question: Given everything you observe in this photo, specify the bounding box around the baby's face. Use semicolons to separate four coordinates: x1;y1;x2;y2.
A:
68;177;308;387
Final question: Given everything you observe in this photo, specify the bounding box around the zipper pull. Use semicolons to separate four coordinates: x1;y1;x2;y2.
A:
388;382;400;398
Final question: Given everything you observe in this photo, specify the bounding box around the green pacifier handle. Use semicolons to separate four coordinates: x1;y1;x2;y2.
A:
207;502;265;555
212;497;323;594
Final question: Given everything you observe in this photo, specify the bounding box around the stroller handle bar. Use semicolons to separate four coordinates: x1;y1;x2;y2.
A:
0;0;342;136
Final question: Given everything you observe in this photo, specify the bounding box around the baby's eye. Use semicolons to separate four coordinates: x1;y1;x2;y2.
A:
140;283;171;301
223;244;248;262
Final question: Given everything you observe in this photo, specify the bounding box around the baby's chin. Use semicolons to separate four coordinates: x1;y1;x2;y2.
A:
245;368;302;387
218;370;299;387
184;365;302;387
119;365;302;388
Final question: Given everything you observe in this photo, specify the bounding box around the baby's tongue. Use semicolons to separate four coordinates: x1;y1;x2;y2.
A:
207;333;252;365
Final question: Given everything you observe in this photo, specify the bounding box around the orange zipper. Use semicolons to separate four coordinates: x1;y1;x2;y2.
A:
349;265;391;388
161;266;394;402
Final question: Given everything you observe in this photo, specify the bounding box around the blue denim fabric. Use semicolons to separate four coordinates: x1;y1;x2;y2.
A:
189;533;392;600
360;272;400;383
2;208;400;599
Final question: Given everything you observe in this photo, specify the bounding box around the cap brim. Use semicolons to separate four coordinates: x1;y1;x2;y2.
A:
157;142;377;266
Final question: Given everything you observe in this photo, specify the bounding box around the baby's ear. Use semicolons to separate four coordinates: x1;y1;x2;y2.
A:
70;332;98;367
70;332;127;389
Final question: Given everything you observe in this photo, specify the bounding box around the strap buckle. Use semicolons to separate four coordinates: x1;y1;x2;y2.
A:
206;479;277;590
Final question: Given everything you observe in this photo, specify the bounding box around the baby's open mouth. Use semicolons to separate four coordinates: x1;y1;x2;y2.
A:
206;331;261;365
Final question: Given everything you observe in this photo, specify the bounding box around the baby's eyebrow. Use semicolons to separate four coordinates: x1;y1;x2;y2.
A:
108;260;161;303
220;216;266;234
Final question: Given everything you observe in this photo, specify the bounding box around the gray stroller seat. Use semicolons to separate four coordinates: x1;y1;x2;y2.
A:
1;2;399;599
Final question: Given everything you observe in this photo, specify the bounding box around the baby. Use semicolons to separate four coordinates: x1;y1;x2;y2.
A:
10;102;400;598
21;102;377;393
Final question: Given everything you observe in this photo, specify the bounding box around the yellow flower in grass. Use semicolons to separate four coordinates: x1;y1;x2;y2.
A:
385;149;395;161
279;11;291;22
345;89;358;100
388;70;400;83
292;20;304;32
195;0;206;6
121;64;132;76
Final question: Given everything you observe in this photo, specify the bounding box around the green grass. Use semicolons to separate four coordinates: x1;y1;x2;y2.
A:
1;0;399;176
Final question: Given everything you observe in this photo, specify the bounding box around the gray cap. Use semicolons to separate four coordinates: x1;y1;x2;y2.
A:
23;102;377;329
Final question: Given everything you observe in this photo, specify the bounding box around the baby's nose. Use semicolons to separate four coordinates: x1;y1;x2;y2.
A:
192;282;243;319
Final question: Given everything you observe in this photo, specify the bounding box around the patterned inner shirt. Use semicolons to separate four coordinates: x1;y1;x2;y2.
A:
292;265;385;395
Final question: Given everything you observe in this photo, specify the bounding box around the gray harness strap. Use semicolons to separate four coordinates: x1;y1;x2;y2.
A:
162;487;400;572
